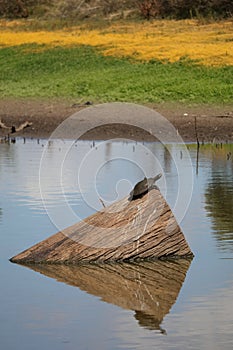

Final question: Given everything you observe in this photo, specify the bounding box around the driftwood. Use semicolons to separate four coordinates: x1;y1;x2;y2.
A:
0;119;32;133
23;259;192;332
10;188;193;264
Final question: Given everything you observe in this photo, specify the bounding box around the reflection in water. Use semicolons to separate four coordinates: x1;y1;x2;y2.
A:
0;142;18;169
163;146;172;174
25;259;192;334
204;145;233;253
1;140;233;350
0;207;2;222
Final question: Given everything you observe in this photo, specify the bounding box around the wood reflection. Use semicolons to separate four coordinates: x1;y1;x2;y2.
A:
25;259;192;332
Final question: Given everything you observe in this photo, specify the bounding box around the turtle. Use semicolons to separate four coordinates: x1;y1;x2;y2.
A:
129;173;162;200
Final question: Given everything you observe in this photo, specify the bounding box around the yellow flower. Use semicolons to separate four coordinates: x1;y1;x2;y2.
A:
0;20;232;66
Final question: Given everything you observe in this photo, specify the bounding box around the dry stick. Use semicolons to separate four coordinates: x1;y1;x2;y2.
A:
99;197;106;208
194;116;200;175
15;121;32;132
194;116;200;148
0;119;9;129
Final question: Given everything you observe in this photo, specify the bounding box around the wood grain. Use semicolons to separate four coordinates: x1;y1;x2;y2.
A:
10;188;193;264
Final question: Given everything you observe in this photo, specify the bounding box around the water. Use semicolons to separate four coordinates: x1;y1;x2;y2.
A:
0;139;233;350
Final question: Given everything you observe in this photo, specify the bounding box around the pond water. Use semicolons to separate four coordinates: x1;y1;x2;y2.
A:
0;138;233;350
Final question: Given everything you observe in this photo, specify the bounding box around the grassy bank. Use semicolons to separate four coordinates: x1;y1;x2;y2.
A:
0;20;232;104
0;45;232;103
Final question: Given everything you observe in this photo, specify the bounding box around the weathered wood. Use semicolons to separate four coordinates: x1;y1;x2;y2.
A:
10;188;193;264
23;259;192;332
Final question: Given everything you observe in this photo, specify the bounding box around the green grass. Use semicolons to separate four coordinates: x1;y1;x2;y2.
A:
0;44;232;104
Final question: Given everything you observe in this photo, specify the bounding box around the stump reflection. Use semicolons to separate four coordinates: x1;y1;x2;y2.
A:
25;259;192;333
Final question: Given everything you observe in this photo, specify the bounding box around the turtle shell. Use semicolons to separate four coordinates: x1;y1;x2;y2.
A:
130;173;162;199
131;177;148;197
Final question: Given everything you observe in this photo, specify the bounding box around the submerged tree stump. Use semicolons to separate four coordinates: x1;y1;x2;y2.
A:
10;188;193;264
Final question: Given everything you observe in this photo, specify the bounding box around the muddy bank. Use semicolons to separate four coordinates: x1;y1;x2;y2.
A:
0;99;232;142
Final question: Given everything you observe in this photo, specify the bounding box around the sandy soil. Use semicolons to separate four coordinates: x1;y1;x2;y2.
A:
0;99;233;142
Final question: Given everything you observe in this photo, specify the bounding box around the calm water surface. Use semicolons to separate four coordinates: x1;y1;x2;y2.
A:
0;139;233;350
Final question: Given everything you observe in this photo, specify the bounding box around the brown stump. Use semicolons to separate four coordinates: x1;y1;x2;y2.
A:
10;188;193;264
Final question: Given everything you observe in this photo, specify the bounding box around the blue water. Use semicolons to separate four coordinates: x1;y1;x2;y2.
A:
0;139;233;350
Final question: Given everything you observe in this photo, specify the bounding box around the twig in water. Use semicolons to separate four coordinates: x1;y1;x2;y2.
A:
99;197;106;208
194;116;200;148
194;116;200;175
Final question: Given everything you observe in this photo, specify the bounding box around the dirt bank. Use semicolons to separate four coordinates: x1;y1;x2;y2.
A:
0;99;232;142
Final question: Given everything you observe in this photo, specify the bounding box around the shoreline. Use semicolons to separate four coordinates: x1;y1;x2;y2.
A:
0;99;233;142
